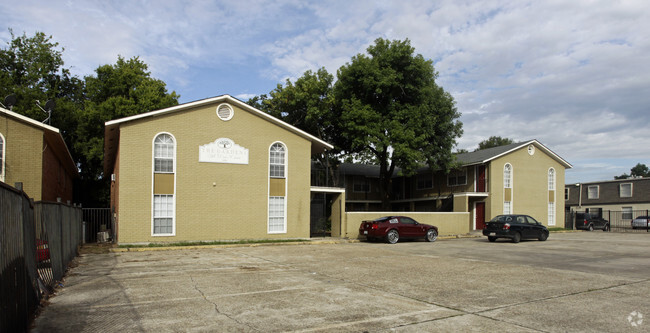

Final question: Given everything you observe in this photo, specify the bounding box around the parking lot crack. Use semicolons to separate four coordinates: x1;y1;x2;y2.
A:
189;275;260;331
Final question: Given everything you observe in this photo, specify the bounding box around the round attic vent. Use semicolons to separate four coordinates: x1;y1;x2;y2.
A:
216;103;234;121
528;144;535;155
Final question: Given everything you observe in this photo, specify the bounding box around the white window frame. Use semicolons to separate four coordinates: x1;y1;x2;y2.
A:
269;142;286;178
504;163;512;189
0;133;5;182
268;196;287;233
620;183;633;198
152;132;176;236
503;201;512;215
548;202;556;226
587;185;599;199
152;194;176;235
154;133;175;173
548;168;555;191
268;141;288;234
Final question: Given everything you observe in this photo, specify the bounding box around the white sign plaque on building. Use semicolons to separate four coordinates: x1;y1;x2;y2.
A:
199;138;249;164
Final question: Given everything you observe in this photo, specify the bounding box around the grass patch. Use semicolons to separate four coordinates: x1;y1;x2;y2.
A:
548;227;570;232
118;238;309;248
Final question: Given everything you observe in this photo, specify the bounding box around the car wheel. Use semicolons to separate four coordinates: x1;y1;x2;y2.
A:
512;232;521;243
538;231;549;241
488;236;497;242
425;229;438;242
603;224;609;232
386;230;399;244
588;225;594;231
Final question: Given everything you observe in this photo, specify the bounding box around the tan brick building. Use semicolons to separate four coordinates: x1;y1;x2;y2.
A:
104;95;332;244
0;107;77;202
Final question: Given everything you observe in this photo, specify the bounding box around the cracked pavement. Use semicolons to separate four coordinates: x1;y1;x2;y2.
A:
32;232;650;332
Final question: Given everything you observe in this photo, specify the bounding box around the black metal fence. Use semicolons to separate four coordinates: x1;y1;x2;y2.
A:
83;208;113;243
567;210;650;233
0;182;82;332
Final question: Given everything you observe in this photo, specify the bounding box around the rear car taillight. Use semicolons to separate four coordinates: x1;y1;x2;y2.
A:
371;223;378;230
583;219;588;225
503;223;510;230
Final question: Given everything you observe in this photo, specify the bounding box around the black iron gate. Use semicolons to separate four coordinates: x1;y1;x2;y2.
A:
82;208;113;242
568;210;650;233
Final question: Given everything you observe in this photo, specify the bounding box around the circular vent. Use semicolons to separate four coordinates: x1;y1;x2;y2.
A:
216;103;234;121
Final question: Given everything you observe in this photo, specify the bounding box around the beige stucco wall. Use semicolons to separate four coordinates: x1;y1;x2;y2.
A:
345;211;470;239
488;145;566;226
0;116;43;200
116;102;313;243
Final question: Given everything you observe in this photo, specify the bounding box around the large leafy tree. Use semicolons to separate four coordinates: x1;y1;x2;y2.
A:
0;30;84;150
615;163;650;179
248;68;345;185
334;38;462;209
475;136;514;151
77;56;180;206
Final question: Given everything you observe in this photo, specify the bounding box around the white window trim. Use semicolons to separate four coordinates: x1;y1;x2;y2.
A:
620;183;633;198
548;202;556;226
268;141;287;234
587;185;599;199
151;132;177;237
0;133;5;182
622;206;633;220
504;163;513;214
548;168;555;191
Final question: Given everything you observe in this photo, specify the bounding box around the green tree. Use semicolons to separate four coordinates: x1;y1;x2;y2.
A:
615;163;650;179
0;30;84;150
77;56;180;206
248;68;345;186
475;136;514;151
334;38;462;209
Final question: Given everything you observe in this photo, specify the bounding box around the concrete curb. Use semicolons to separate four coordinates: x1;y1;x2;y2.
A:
109;233;483;253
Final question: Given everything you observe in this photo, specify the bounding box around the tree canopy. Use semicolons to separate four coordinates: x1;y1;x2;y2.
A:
615;163;650;179
475;136;514;151
1;30;179;206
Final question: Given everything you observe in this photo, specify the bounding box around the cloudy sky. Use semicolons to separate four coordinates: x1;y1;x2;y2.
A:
2;0;649;184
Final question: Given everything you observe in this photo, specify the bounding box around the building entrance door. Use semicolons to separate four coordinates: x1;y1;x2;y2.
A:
475;202;486;230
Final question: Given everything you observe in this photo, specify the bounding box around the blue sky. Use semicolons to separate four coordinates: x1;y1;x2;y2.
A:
2;0;649;184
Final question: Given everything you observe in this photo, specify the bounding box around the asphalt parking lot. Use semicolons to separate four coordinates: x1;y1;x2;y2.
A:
32;232;650;332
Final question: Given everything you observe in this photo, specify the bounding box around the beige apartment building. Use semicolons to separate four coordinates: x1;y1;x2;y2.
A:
104;95;332;244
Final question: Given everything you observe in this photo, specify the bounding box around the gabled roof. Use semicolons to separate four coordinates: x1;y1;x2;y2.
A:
0;107;78;178
104;95;334;174
456;139;572;169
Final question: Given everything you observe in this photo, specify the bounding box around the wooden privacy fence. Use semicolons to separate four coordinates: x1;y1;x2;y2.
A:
0;182;82;333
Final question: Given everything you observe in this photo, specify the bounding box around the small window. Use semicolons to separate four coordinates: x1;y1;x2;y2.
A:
269;143;286;178
216;103;234;121
587;185;599;199
447;169;467;187
417;174;433;190
565;188;569;201
620;183;632;198
622;207;633;220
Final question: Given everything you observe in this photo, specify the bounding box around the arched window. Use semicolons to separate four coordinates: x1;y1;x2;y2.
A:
0;133;4;182
269;142;286;178
154;134;175;173
503;163;513;214
152;133;176;236
269;142;287;233
548;168;556;226
504;163;512;188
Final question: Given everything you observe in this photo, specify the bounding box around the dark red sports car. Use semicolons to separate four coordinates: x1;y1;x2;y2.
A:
359;216;438;244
